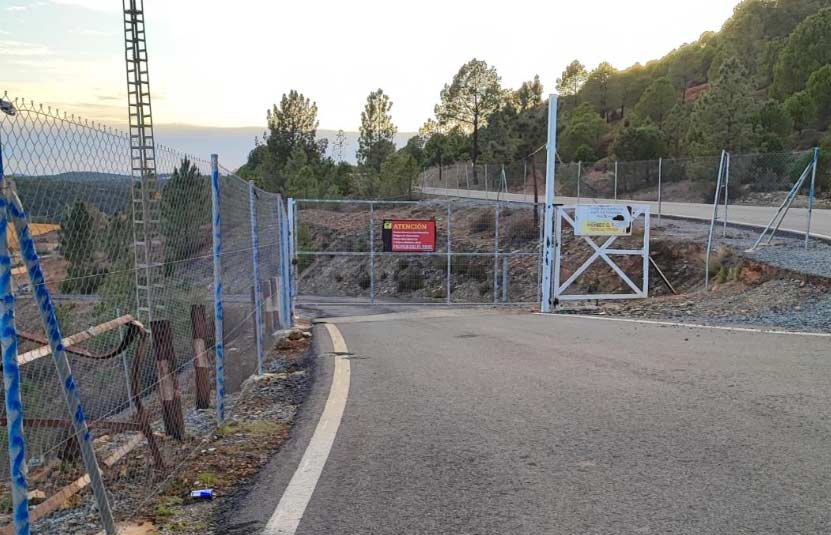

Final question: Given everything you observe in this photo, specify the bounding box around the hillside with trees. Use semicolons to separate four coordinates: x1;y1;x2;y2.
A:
238;0;831;197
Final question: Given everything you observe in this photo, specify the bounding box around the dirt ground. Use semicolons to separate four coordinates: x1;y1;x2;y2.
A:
4;325;312;535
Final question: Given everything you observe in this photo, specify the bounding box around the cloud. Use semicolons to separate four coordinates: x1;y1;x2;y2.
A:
50;0;118;11
0;40;50;57
4;1;47;11
69;28;113;37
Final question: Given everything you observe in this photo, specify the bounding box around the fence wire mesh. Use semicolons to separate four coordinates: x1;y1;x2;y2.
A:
0;94;286;534
420;150;816;208
295;199;542;306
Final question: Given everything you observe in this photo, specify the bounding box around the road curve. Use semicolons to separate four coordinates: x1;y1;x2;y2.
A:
228;308;831;534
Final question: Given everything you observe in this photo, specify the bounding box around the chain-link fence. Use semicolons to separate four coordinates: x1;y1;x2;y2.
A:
294;199;543;307
0;94;291;534
421;150;818;211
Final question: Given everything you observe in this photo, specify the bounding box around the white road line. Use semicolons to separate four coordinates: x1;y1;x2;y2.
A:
537;313;831;338
262;323;351;535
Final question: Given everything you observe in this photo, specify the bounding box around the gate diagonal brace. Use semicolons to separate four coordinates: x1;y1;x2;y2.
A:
555;205;649;301
558;210;642;295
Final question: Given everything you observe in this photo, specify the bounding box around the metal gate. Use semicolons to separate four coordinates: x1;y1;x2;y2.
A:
291;199;543;306
552;204;651;302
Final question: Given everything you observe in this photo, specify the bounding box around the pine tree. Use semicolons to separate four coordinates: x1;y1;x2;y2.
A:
687;57;757;155
435;59;503;182
358;89;397;171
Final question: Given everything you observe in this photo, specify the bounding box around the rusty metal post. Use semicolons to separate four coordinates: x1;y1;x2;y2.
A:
151;320;185;440
190;304;212;410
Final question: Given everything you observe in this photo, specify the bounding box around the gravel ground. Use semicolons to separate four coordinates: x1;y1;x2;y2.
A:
586;218;831;333
659;217;831;280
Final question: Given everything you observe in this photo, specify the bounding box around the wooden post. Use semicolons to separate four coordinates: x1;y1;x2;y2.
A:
190;304;212;410
151;320;185;440
263;279;273;333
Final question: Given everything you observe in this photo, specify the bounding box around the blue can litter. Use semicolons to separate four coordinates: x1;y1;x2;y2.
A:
190;489;215;500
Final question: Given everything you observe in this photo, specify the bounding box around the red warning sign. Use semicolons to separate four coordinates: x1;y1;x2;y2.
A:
382;219;437;253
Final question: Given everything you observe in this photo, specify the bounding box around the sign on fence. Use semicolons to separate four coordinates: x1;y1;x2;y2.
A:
382;219;437;253
574;205;633;236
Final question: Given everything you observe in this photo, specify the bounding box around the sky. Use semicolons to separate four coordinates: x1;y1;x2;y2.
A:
1;0;741;134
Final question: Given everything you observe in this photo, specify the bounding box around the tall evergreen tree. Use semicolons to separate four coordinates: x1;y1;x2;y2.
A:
358;89;397;171
582;62;622;122
435;59;503;181
687;57;757;155
555;61;588;97
634;77;677;128
773;7;831;98
161;157;210;272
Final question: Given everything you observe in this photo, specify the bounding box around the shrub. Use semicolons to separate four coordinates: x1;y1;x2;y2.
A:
396;269;425;293
358;270;371;290
454;257;488;282
471;211;495;233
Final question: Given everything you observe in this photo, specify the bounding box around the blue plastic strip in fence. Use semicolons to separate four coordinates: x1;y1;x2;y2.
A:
7;189;116;534
248;182;264;375
0;143;30;535
211;155;226;423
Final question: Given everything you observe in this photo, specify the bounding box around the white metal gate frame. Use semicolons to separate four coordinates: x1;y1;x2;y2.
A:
553;204;651;302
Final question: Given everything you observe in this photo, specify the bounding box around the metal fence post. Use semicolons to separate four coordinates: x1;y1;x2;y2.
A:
287;198;296;319
705;150;726;290
277;196;292;329
115;307;136;413
248;182;264;375
541;95;558;313
577;161;582;203
485;164;489;198
6;189;116;534
806;147;819;249
369;202;375;305
502;256;508;303
493;203;500;304
210;154;226;424
723;152;731;237
657;157;663;226
446;202;452;305
614;160;618;200
0;143;30;535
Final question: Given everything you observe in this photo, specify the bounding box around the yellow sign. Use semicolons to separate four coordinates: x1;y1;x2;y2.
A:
574;205;632;236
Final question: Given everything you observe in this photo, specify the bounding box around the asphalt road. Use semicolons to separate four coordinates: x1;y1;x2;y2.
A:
229;308;831;534
421;186;831;239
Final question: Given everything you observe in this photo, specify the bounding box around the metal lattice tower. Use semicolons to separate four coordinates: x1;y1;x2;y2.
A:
123;0;164;324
